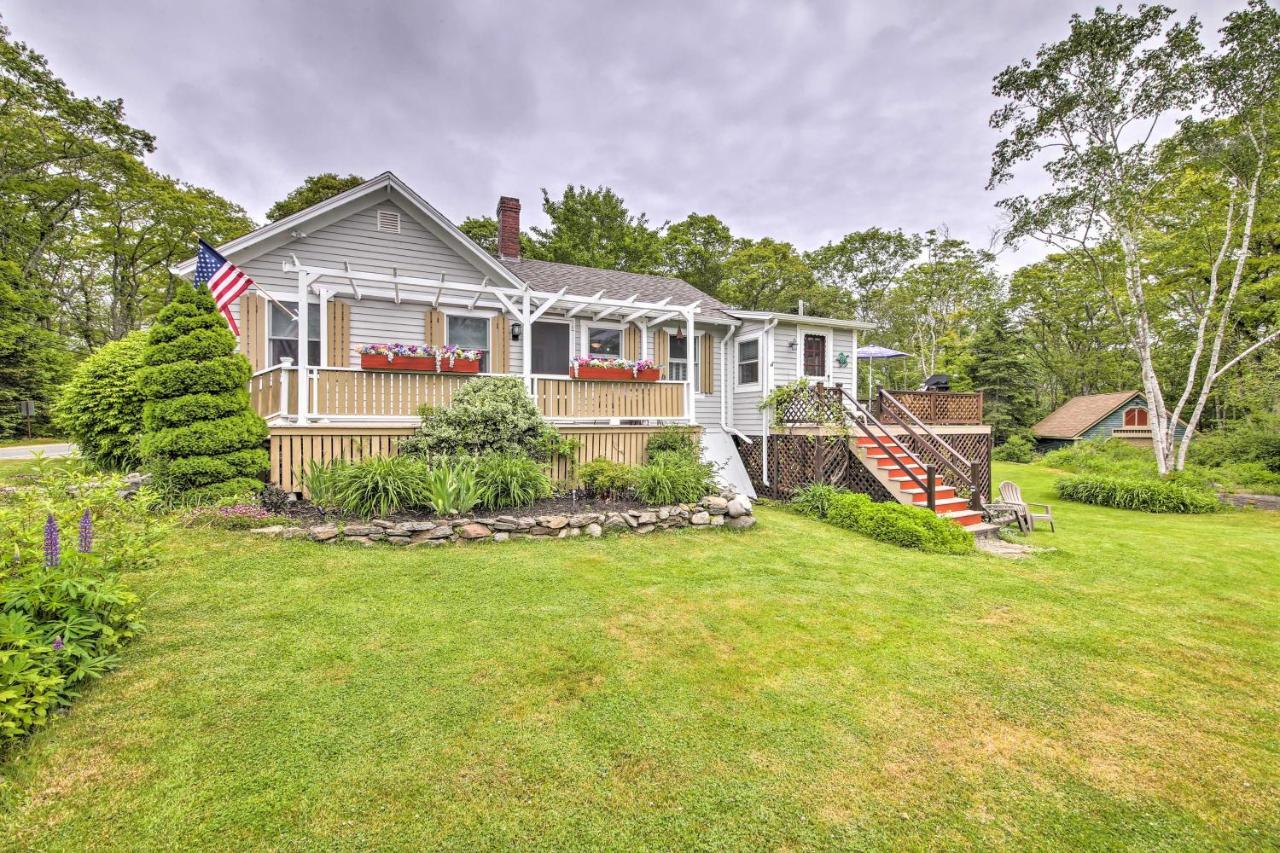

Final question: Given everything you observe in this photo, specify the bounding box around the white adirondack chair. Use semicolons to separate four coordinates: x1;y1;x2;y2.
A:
995;480;1056;533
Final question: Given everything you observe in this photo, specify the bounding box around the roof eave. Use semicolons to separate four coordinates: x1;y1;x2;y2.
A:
725;310;876;331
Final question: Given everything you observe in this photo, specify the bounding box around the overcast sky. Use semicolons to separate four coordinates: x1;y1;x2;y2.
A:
5;0;1242;270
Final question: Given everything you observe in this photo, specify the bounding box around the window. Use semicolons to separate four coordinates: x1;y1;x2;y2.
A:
269;301;320;366
737;337;760;386
586;326;621;358
447;315;490;372
802;333;827;378
668;333;688;381
1123;406;1148;427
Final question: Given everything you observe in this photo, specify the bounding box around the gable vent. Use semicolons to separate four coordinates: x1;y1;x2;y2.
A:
376;209;401;234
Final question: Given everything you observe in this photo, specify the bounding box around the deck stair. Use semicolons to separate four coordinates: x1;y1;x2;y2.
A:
852;435;984;527
814;385;986;530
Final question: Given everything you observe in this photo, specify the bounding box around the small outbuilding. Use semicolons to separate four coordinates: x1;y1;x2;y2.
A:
1032;391;1186;451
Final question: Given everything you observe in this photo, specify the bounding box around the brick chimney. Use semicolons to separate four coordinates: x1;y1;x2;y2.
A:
496;196;521;260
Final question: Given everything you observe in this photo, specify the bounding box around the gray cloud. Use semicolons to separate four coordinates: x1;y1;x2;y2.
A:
5;0;1241;270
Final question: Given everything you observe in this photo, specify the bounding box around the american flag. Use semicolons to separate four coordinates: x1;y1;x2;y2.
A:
194;239;253;334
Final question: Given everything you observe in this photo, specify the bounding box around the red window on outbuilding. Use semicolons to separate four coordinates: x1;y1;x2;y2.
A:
1123;407;1148;427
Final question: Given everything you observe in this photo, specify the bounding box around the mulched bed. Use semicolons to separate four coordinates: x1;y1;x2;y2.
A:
278;493;653;526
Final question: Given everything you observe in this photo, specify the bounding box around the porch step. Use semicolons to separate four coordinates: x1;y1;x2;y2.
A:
865;446;914;459
945;509;986;528
902;486;957;503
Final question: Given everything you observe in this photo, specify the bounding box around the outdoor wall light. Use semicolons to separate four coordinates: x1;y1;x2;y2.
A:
511;322;521;341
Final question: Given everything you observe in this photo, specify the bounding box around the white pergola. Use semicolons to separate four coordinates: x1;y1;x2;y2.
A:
282;258;701;424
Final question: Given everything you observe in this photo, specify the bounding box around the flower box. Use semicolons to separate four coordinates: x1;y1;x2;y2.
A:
573;365;660;382
359;353;481;373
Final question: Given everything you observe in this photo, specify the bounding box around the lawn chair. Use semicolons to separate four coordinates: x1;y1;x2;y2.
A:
991;480;1056;533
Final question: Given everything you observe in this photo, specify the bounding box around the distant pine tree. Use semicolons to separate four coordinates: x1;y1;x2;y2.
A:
966;308;1038;444
136;282;268;501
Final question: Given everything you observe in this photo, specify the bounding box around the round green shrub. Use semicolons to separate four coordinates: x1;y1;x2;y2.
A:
137;282;268;500
790;483;850;518
992;433;1036;463
400;376;565;461
54;332;148;471
578;458;636;500
645;426;700;461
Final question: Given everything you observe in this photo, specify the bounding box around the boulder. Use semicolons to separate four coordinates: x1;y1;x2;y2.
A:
568;513;599;527
281;527;309;540
623;513;639;528
249;525;284;536
493;532;510;543
400;521;437;532
726;515;757;530
726;499;747;519
456;523;492;540
703;496;729;514
567;526;581;537
637;511;658;525
410;535;446;547
585;523;603;538
657;507;670;521
604;513;629;531
517;517;536;529
710;515;725;527
542;515;569;530
342;524;379;537
634;524;656;534
310;525;340;542
371;519;396;529
529;526;554;536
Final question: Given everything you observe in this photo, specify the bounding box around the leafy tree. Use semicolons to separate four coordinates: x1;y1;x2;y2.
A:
805;228;921;323
265;173;366;222
1008;253;1134;406
989;4;1207;472
526;185;664;273
720;238;855;317
660;213;734;297
964;307;1038;443
54;331;147;470
0;21;152;437
136;282;268;502
882;231;1000;378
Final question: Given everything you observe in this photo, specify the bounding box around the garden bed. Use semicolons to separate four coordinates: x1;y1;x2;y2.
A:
249;492;755;546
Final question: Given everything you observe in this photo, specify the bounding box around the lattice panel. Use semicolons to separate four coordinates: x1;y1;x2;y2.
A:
734;434;894;502
884;391;984;425
777;386;845;424
895;430;993;504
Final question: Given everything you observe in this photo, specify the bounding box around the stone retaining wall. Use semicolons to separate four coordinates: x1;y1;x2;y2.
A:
249;493;755;546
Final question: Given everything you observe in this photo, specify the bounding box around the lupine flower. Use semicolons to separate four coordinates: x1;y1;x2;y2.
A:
79;508;93;553
44;513;60;568
52;636;64;651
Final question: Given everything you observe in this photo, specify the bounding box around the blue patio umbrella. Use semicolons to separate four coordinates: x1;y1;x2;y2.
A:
856;345;909;398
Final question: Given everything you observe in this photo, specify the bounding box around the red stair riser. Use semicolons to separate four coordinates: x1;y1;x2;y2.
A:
909;489;956;503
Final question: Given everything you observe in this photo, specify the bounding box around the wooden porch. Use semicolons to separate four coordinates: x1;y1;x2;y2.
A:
248;364;689;424
268;423;697;494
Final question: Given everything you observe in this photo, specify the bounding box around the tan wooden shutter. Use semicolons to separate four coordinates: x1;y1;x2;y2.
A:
326;299;351;367
425;308;445;346
238;292;267;372
623;323;641;361
490;314;509;374
654;330;669;379
699;332;714;393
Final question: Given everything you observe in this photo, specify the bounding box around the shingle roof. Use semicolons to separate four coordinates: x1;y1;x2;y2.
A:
499;258;735;322
1032;391;1141;439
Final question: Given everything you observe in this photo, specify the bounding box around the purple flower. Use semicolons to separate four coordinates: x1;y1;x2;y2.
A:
52;636;64;651
43;513;60;568
78;508;93;553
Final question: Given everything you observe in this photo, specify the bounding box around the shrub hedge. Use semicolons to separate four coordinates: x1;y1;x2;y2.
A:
135;283;267;502
475;453;552;510
578;458;636;500
1055;474;1222;513
991;433;1036;463
54;332;148;471
632;451;716;505
820;492;974;554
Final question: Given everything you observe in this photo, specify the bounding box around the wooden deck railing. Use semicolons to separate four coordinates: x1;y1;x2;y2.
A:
248;365;297;419
533;376;685;421
309;367;478;418
871;390;984;425
246;367;687;422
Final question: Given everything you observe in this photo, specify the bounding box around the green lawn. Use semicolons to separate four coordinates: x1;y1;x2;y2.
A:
2;463;1277;849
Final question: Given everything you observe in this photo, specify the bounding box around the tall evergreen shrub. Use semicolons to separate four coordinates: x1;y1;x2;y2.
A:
136;282;267;501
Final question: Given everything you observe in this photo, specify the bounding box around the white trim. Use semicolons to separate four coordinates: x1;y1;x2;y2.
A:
725;309;876;332
734;333;763;390
795;325;834;383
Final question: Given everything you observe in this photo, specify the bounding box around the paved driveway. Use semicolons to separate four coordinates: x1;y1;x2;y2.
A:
0;443;75;460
